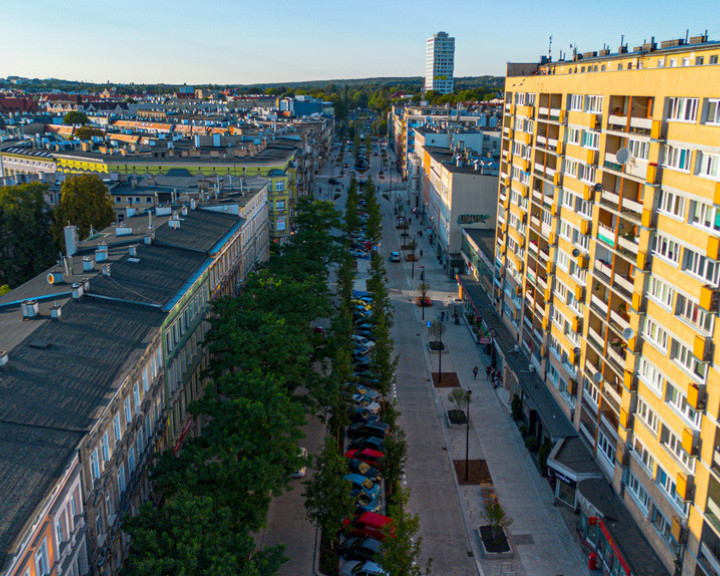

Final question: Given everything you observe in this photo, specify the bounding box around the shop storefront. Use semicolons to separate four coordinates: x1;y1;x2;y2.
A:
546;437;603;510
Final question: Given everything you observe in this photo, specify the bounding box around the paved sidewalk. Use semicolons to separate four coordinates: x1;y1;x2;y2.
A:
381;195;590;576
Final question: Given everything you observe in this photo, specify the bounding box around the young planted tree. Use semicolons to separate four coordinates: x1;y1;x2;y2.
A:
379;488;432;576
303;436;356;559
482;501;514;546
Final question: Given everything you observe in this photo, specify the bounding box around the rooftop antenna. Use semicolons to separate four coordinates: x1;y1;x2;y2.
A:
548;35;553;61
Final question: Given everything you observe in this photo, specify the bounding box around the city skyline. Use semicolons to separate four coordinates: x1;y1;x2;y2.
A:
0;0;717;85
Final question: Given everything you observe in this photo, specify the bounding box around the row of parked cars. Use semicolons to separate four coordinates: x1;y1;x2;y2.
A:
339;288;393;576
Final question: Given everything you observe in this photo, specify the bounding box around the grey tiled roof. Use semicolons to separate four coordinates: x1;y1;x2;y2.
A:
153;209;243;254
89;244;208;307
0;423;84;569
0;298;163;431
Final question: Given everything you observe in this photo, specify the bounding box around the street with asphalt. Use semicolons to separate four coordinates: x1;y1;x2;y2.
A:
261;139;591;576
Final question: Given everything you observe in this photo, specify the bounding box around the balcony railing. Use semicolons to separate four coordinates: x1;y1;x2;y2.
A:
597;224;616;248
590;293;609;315
601;190;620;207
613;274;635;295
621;195;644;216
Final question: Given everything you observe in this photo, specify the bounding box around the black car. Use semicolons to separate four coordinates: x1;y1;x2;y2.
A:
340;537;384;562
347;421;390;440
348;436;385;451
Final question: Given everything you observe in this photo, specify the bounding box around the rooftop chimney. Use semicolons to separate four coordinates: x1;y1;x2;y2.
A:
72;282;84;299
101;264;111;277
21;300;39;320
129;245;138;257
82;256;94;272
64;225;79;257
50;305;62;321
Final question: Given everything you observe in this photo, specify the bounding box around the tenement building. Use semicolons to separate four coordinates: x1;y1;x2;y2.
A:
496;35;720;576
0;199;269;576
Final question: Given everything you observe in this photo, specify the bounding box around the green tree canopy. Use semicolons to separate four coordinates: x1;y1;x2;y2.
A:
63;110;89;125
0;183;59;288
52;174;115;248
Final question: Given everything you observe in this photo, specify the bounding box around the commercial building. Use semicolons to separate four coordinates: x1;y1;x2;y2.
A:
411;128;501;273
425;32;455;94
494;35;720;576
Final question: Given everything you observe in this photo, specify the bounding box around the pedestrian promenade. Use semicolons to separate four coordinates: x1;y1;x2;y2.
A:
383;197;590;576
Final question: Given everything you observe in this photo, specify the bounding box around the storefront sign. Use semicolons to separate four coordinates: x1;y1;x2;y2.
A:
478;337;492;344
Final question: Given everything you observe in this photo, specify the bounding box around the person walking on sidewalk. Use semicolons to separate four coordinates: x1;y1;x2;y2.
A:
486;366;491;381
473;366;479;379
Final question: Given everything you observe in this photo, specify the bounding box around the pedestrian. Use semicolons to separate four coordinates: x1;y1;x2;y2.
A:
473;366;479;380
486;366;491;381
420;249;423;257
493;377;499;390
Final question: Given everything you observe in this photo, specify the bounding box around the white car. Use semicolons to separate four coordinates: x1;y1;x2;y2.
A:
292;447;308;479
352;335;375;348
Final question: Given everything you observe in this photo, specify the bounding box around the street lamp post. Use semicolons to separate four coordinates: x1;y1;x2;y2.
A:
420;266;426;320
465;388;472;482
438;325;443;385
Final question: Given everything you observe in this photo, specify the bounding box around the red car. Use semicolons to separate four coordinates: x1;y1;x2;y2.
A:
344;512;394;540
345;448;385;467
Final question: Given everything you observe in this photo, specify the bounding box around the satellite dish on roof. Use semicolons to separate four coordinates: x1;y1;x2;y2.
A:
572;248;580;257
593;371;603;384
616;147;631;165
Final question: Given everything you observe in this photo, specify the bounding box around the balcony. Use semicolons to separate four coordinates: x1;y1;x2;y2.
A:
591;293;609;315
621;195;644;216
535;301;545;317
595;260;612;279
533;189;543;203
587;325;605;355
528;240;538;255
530;215;541;230
608;114;627;128
609;309;630;332
539;246;550;262
613;274;635;295
537;275;548;291
601;190;620;207
606;342;627;372
630;116;653;131
617;233;639;256
597;224;616;248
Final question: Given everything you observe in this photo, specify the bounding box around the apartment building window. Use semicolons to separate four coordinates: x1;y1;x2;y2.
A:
567;126;582;145
667;97;699;122
653;233;681;265
636;397;660;434
90;449;101;481
712;55;719;65
657;59;665;68
569;94;583;111
118;463;126;494
697;151;720;180
575;196;593;218
666;382;702;428
651;507;680;553
669;59;678;67
583;377;600;410
113;413;122;444
573;229;590;253
584;95;603;114
655;467;688;516
702;99;720;125
96;511;104;538
101;432;110;462
552;306;567;329
597;430;616;464
663;145;691;171
275;181;285;192
670;338;707;380
656;189;685;218
626;138;650;161
633;436;657;476
638;357;665;396
133;383;141;410
35;540;49;576
642;317;669;352
626;472;652;513
696;56;705;66
647;275;675;308
683;248;720;284
124;396;133;426
579;164;597;184
690;200;720;234
582;130;600;150
564;158;579;179
556;249;570;272
128;445;136;471
682;57;690;67
676;293;714;333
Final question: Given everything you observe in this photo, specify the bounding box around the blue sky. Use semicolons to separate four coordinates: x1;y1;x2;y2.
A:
0;0;718;84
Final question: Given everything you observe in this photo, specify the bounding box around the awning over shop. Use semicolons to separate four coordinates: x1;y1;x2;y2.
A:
578;478;671;576
457;274;577;440
548;437;603;483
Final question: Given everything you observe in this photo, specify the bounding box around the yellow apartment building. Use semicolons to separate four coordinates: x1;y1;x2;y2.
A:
497;35;720;576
